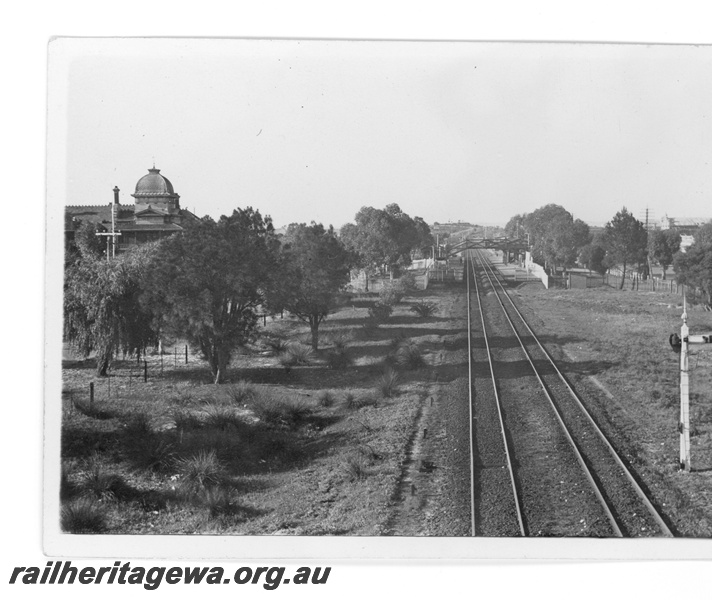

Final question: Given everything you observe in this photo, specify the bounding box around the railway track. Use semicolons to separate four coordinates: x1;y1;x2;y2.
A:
467;250;673;537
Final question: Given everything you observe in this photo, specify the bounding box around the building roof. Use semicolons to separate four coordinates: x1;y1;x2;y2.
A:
133;167;178;199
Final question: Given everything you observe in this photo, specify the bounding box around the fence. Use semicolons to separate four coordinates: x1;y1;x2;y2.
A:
604;272;682;294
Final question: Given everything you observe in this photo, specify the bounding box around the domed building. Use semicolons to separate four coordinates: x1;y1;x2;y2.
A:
65;166;199;255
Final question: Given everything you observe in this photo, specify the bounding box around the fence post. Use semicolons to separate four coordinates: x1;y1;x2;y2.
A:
89;382;94;407
185;344;188;364
143;360;148;383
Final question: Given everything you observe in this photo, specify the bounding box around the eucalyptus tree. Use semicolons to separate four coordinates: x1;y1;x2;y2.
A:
142;208;279;384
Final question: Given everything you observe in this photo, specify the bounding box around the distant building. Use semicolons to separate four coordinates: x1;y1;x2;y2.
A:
659;215;708;236
65;166;200;254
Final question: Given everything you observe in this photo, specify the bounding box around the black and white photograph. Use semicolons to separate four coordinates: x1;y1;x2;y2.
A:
37;31;712;569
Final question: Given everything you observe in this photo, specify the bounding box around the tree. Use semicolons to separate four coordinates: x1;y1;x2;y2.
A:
64;244;159;376
694;220;712;246
648;229;681;279
601;207;648;289
269;222;352;350
519;204;589;272
578;234;607;275
142;208;278;384
340;204;429;282
65;220;106;264
673;239;712;305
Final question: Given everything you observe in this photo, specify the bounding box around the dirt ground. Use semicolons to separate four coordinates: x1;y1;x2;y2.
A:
60;281;473;536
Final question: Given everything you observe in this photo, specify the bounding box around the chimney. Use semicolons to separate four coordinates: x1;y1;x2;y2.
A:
113;186;120;205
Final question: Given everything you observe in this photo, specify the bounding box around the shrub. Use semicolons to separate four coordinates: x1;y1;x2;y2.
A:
326;347;352;370
61;499;107;533
379;284;404;306
172;408;203;432
410;301;438;318
356;394;379;409
201;486;238;518
135;438;176;472
204;404;243;430
247;395;311;429
344;455;370;481
78;455;125;501
318;391;335;408
368;302;393;322
267;337;289;354
175;450;225;494
343;392;356;410
396;342;426;370
389;333;408;350
226;380;258;405
398;272;417;293
376;367;399;398
122;410;153;438
280;344;313;370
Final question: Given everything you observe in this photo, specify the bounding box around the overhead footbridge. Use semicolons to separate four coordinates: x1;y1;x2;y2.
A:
440;236;529;262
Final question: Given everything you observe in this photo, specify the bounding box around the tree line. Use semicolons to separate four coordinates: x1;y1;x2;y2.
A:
505;204;712;298
64;204;432;383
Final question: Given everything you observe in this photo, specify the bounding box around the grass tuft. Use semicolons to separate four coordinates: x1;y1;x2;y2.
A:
175;450;226;494
376;367;399;399
318;391;335;408
61;499;108;533
344;454;370;481
226;380;258;405
410;300;438;318
246;395;311;429
204;404;243;430
395;342;426;370
279;344;313;371
77;454;125;501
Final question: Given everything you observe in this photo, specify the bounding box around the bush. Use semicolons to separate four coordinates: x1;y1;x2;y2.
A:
77;455;126;501
318;391;335;408
175;450;226;494
226;380;258;405
343;392;356;410
266;337;289;354
247;395;311;429
344;455;370;481
368;302;393;322
326;346;352;370
410;301;438;318
133;438;176;472
204;404;243;430
376;367;399;398
172;408;203;432
280;344;313;370
201;486;239;518
379;284;404;306
122;410;153;438
61;499;107;533
396;342;426;370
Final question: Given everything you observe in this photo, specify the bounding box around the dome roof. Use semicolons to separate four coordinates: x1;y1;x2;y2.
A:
133;167;177;197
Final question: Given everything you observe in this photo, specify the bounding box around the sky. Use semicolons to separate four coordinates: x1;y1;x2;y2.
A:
59;39;712;229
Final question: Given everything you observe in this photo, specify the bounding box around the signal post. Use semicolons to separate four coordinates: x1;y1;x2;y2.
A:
671;300;712;472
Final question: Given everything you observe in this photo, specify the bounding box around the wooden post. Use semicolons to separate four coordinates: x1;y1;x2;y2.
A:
185;345;188;364
144;360;148;383
160;351;164;376
107;375;111;400
174;347;177;367
89;382;94;407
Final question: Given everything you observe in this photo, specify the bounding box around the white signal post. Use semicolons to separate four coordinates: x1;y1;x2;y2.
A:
678;294;712;472
679;301;691;472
